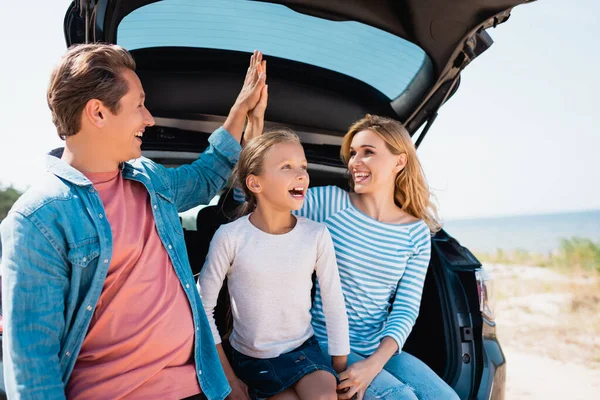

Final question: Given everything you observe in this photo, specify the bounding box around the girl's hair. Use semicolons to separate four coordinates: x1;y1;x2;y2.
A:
233;128;301;217
341;114;441;232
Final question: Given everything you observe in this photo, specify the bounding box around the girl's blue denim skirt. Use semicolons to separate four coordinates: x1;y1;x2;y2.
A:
229;336;337;399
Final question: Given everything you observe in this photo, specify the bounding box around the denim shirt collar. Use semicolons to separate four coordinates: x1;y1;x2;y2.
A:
45;152;175;206
45;154;94;187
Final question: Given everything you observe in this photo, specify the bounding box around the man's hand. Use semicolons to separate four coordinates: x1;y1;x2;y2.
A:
226;376;251;400
336;358;383;400
224;50;267;142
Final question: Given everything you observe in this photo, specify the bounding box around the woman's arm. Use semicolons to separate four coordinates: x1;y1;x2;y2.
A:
337;337;398;400
338;223;432;400
314;226;350;358
380;223;431;350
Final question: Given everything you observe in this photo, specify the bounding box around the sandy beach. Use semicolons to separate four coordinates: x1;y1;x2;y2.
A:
488;264;600;399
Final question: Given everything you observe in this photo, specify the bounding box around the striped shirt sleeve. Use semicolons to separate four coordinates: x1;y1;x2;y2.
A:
314;225;350;356
294;186;348;223
381;221;432;351
232;186;246;203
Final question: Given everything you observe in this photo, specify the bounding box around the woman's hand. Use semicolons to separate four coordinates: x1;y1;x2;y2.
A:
224;50;267;142
336;358;383;400
226;375;251;400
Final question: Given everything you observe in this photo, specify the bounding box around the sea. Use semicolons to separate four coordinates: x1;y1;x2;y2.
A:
442;209;600;254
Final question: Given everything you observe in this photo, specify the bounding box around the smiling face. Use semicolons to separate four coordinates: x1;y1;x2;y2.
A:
99;68;155;163
347;129;406;195
249;141;310;212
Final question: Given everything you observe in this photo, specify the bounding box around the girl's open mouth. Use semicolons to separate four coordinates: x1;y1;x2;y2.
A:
289;187;306;199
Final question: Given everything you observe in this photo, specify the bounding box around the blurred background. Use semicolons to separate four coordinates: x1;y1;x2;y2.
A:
0;1;598;398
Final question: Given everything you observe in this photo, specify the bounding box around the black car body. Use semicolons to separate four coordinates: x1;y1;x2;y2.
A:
0;1;536;398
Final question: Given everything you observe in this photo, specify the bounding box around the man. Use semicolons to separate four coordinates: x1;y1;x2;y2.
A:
0;44;267;399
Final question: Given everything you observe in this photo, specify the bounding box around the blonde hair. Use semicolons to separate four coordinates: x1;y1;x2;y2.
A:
47;43;136;140
233;128;301;217
341;114;441;232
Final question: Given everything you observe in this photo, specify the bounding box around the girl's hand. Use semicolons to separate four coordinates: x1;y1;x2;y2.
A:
226;376;251;400
215;343;251;400
224;50;267;142
336;358;383;400
243;59;268;145
235;51;266;115
332;355;348;374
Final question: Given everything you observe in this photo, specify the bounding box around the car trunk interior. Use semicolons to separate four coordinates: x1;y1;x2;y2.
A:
133;47;411;135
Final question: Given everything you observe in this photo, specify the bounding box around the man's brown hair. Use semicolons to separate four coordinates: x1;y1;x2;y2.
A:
47;43;136;140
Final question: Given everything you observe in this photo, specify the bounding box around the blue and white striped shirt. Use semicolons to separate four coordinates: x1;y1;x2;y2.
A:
295;186;432;356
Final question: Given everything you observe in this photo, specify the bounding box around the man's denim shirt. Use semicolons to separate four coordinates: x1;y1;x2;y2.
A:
0;127;239;400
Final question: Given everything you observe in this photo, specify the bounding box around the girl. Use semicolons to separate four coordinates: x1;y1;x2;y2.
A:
197;129;350;400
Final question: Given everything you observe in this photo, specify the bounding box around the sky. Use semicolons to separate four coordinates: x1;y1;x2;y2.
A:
0;0;598;220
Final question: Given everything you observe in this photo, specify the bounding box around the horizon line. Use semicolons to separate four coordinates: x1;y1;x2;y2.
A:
444;207;600;222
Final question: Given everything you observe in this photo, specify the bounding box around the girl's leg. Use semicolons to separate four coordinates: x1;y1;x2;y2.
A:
383;351;460;400
269;388;301;400
318;344;417;400
294;370;337;400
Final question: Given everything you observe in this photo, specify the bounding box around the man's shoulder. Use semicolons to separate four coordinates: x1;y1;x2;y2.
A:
127;156;160;176
127;157;170;189
9;172;75;218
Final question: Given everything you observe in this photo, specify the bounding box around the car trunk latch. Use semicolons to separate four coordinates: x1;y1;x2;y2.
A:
461;326;474;342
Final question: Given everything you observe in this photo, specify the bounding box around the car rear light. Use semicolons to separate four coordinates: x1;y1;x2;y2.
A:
476;266;495;322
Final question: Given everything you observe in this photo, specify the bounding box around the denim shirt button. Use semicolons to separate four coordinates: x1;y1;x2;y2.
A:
186;284;190;289
153;204;157;209
168;245;172;250
198;369;203;375
104;259;109;264
86;305;93;311
65;351;71;357
99;214;104;219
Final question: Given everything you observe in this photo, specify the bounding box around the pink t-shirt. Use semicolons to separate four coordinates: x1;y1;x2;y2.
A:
66;170;201;400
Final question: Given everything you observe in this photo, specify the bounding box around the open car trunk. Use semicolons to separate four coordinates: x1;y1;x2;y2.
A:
62;0;535;397
66;0;534;138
